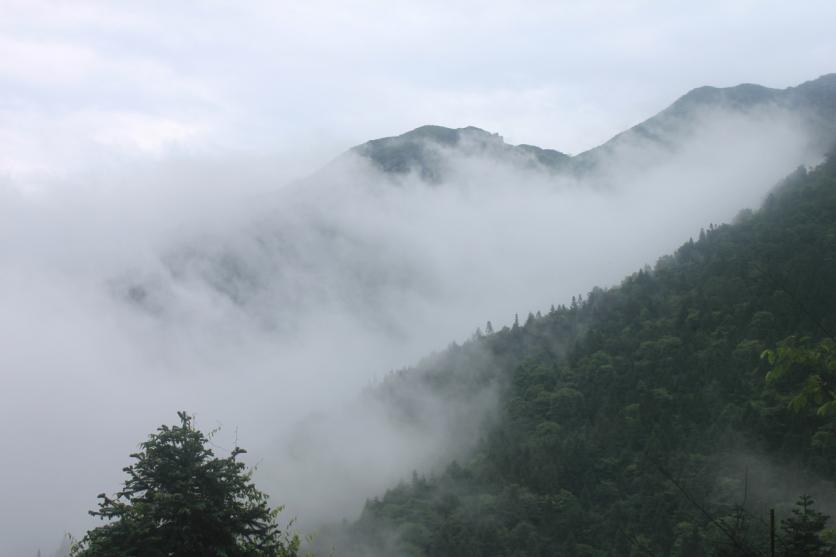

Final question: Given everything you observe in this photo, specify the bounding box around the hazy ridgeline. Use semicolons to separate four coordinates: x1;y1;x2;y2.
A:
0;85;830;555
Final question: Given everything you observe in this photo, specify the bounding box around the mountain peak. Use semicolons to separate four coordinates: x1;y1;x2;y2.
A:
350;125;568;182
668;82;779;115
342;74;836;183
569;73;836;173
366;125;501;147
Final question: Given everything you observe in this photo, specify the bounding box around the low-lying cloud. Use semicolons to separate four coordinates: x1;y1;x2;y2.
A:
0;104;825;555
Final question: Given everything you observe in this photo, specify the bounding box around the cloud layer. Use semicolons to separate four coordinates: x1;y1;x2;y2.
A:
0;98;825;555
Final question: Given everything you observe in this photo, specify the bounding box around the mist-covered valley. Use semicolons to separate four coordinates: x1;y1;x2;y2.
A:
2;73;835;555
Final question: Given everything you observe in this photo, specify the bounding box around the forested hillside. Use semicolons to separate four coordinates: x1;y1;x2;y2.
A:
319;155;836;556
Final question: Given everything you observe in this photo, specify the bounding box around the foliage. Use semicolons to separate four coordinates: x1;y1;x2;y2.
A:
319;155;836;555
780;495;836;556
72;412;300;557
764;336;836;415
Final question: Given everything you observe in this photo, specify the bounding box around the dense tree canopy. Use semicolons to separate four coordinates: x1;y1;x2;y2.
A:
73;412;299;557
317;156;836;555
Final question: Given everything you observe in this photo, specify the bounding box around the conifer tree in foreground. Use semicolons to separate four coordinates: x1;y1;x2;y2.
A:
72;412;299;557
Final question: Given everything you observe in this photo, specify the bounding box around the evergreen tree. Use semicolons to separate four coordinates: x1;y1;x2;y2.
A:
780;495;835;557
72;412;299;557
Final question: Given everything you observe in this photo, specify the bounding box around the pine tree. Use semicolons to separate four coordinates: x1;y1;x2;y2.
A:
71;412;300;557
780;495;835;557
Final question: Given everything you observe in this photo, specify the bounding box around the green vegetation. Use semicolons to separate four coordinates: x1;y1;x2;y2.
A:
781;495;835;557
72;412;300;557
325;156;836;555
71;154;836;556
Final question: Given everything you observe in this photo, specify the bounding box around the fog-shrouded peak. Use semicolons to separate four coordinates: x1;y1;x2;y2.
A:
670;83;779;112
337;75;836;187
346;124;571;183
570;73;836;176
664;73;836;120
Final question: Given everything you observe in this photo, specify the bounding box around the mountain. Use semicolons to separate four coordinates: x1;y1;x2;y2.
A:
315;154;836;555
116;74;836;336
347;125;571;183
572;73;836;173
346;74;836;182
96;74;836;555
115;74;836;350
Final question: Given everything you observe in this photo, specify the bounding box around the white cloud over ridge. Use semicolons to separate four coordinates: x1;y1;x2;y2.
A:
0;98;825;555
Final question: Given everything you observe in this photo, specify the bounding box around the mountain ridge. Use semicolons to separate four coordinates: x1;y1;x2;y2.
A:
348;124;571;182
343;73;836;181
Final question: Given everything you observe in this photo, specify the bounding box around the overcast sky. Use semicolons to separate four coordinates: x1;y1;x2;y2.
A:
1;0;835;184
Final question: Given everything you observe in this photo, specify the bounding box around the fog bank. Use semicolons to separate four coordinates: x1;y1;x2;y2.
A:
0;105;824;555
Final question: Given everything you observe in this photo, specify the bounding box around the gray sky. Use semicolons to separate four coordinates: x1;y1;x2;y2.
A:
2;0;835;185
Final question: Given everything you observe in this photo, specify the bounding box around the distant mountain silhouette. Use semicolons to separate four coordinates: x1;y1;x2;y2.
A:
348;125;570;182
571;73;836;173
345;74;836;181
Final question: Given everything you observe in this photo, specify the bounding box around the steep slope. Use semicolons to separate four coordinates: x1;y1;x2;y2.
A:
318;155;836;556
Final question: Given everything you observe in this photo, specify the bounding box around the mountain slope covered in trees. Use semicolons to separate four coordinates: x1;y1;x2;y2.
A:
317;154;836;556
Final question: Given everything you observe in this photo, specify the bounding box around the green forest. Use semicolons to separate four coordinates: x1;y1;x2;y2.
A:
312;155;836;556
